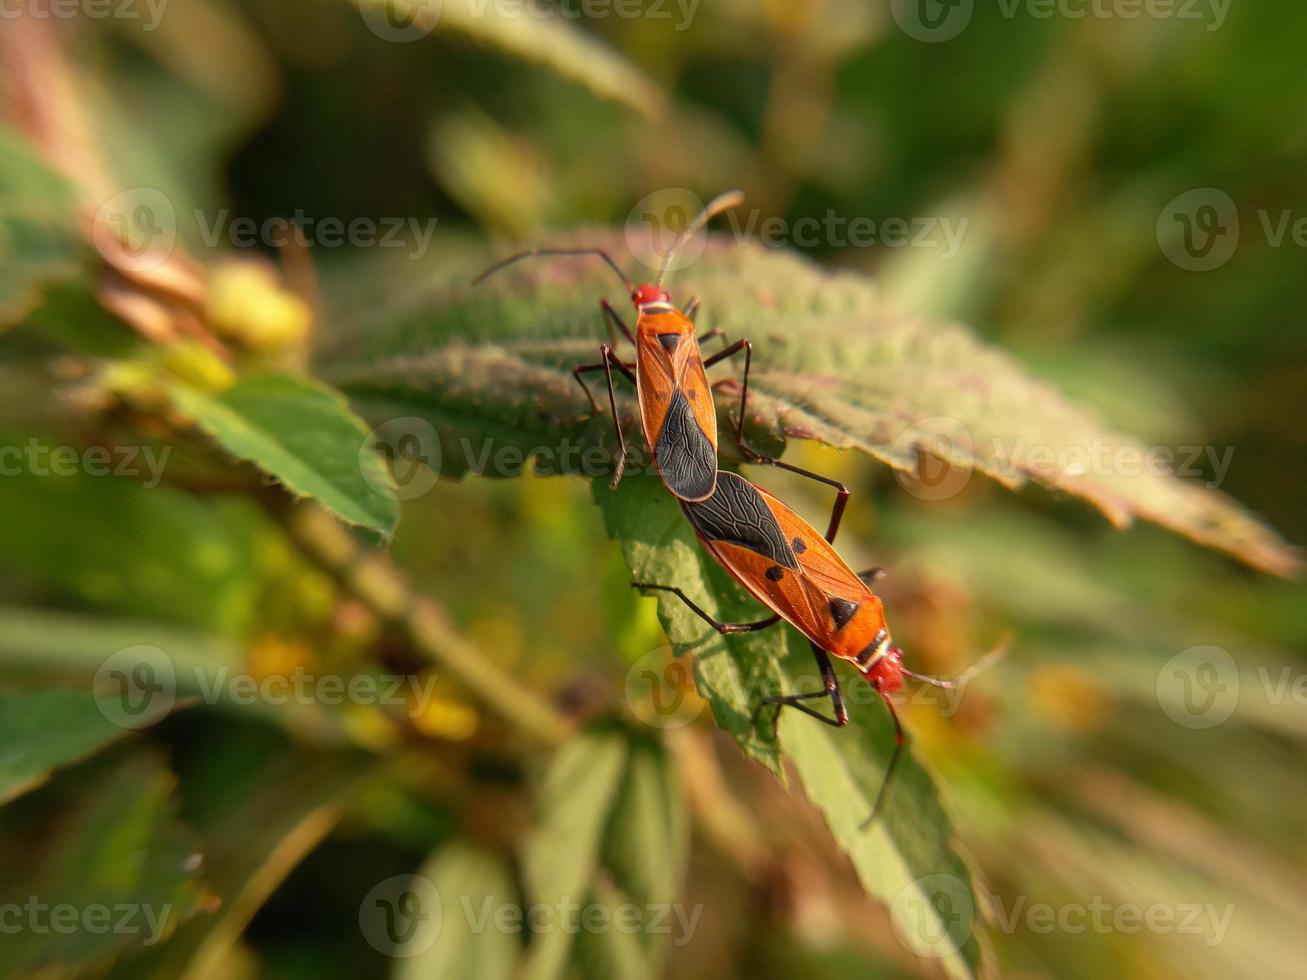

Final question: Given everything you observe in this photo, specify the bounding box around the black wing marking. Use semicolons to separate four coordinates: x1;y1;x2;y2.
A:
829;597;860;631
681;472;799;570
654;388;717;501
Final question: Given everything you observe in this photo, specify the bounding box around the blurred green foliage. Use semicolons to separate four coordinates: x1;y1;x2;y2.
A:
0;2;1304;979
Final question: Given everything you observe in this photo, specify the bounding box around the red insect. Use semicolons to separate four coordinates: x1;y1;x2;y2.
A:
475;191;823;503
635;468;986;822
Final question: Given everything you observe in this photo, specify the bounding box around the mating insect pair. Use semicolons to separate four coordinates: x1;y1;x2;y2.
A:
476;193;961;820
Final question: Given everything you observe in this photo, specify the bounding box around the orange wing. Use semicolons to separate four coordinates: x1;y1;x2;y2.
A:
635;308;718;501
682;473;889;668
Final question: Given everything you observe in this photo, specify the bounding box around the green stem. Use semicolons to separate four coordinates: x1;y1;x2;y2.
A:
286;506;571;747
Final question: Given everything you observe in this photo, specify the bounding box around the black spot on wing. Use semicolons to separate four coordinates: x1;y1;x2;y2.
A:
681;472;799;569
791;537;807;554
829;597;859;631
766;565;785;581
655;389;716;500
657;332;681;353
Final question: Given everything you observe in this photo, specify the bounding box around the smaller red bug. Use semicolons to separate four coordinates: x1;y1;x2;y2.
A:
474;192;848;511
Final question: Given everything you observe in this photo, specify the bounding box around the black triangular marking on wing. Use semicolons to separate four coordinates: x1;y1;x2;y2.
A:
654;388;716;500
829;597;860;631
657;332;681;353
681;472;799;569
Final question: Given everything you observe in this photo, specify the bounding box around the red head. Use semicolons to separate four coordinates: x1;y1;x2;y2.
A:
863;645;904;693
631;283;671;308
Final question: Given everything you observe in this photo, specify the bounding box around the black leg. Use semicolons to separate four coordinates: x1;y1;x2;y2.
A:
861;688;904;828
573;345;637;488
709;338;851;545
858;567;887;586
572;348;635;414
600;299;636;345
753;643;849;732
631;582;780;634
701;336;746;369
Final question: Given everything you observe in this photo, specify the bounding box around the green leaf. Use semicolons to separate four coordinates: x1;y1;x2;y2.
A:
572;877;654;980
594;476;787;775
781;710;990;980
518;728;628;980
596;475;990;979
20;279;141;357
0;689;131;806
108;725;378;980
517;724;692;980
0;606;240;685
0;125;84;326
0;443;272;637
327;233;1297;575
576;736;688;980
171;373;399;537
393;843;520;980
0;749;210;979
600;736;689;919
352;0;663;120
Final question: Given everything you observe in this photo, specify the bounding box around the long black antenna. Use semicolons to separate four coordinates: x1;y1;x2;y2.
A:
655;190;745;288
472;247;634;294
